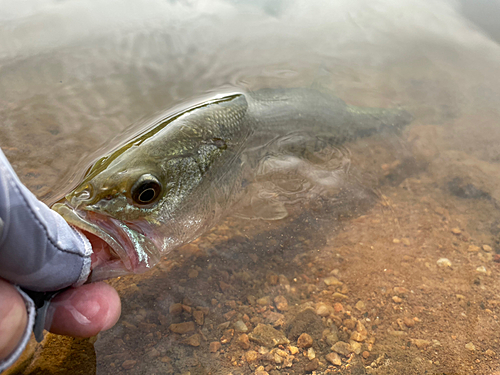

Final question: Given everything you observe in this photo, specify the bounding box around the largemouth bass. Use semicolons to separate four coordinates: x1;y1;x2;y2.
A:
53;88;412;281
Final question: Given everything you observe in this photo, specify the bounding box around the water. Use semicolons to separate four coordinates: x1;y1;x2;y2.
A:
2;0;500;374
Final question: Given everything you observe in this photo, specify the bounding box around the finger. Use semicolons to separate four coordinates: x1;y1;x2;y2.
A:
0;279;27;360
45;282;121;337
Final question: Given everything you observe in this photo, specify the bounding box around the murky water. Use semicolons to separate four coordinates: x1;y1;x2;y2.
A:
2;0;500;374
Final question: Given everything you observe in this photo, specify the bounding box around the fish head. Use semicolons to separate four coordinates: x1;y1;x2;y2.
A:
53;93;249;281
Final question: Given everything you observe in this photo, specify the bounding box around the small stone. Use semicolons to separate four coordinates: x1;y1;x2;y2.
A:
304;358;319;372
245;350;258;362
316;304;331;317
476;266;487;274
325;352;342;365
465;342;476;351
183;334;201;347
122;360;137;369
209;341;221;352
332;341;350;356
402;238;411;246
297;333;313;348
188;269;199;278
350;331;367;342
403;317;415;328
169;303;183;315
160;356;171;363
274;296;288;311
437;258;452;268
468;245;480;252
169;321;195;334
288;345;299;355
257;296;272;306
220;329;234;344
248;324;289;348
349;340;362;354
355;301;366;311
224;310;237;320
234;320;249;333
332;292;348;300
324;276;343;286
485;349;496;357
413;339;431;349
393;287;408;295
393;238;400;244
238;334;251;349
219;281;231;292
307;347;315;360
193;310;204;326
333;303;344;313
392;296;403;303
483;245;493;252
362;351;370;359
182;304;192;314
343;318;356;330
451;228;462;235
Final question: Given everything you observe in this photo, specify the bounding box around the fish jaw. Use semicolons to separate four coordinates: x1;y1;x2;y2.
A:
52;203;161;281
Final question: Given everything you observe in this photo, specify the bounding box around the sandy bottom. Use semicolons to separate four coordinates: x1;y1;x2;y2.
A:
6;117;500;375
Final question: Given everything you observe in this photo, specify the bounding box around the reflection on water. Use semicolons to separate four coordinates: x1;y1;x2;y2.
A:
2;0;500;374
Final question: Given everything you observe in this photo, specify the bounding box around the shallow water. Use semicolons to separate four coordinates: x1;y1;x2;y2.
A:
2;0;500;374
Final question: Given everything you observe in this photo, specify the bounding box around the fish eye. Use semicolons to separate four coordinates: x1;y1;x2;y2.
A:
131;174;162;205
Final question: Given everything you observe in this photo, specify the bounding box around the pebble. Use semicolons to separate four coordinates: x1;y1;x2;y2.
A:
316;304;331;317
349;341;362;354
355;301;366;311
234;320;249;333
465;342;476;351
451;228;462;234
257;296;272;306
246;350;258;363
288;345;299;355
188;269;198;278
485;349;496;357
437;258;452;268
468;245;480;252
224;310;237;320
331;341;350;356
351;331;367;342
238;334;251;349
402;238;411;246
183;334;201;347
323;276;343;286
393;238;400;244
325;352;342;365
169;303;183;315
248;324;289;347
254;370;268;375
362;351;370;359
483;245;493;252
121;360;137;370
304;358;319;372
209;341;221;352
193;310;204;326
333;303;344;313
307;347;315;360
392;296;403;303
220;329;234;344
476;266;487;274
412;339;431;349
274;296;288;311
332;292;348;300
403;317;415;327
169;321;195;334
297;333;313;348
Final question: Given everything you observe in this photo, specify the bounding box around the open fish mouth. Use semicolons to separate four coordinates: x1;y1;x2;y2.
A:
52;203;160;282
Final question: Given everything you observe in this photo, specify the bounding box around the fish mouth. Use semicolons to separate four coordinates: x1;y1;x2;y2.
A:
52;203;160;282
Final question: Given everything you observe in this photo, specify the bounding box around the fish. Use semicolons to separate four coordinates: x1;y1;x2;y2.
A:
52;88;413;281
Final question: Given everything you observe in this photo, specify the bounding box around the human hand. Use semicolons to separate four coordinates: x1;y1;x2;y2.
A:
0;277;121;363
0;148;122;371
